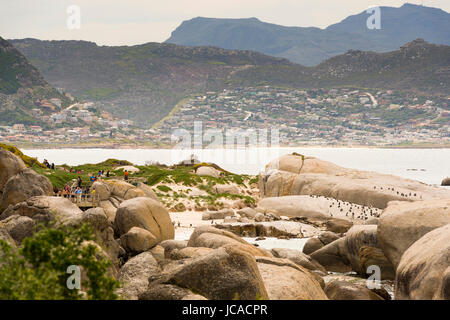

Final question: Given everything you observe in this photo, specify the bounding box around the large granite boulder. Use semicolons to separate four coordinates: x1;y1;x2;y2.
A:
395;223;450;300
257;196;330;223
0;148;26;193
1;168;53;211
0;223;15;248
162;246;269;300
0;196;82;223
1;196;121;265
260;155;450;209
324;280;384;300
196;166;220;178
114;197;174;248
441;178;450;186
213;184;240;195
91;181;111;201
255;256;327;300
117;251;161;300
1;214;34;244
187;225;271;257
270;247;326;272
378;199;450;268
120;226;158;254
311;225;394;279
265;154;347;175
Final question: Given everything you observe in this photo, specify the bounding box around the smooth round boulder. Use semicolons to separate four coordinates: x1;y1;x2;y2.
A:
324;280;384;300
117;251;161;300
271;247;326;272
196;166;220;178
441;177;450;186
303;237;324;255
91;181;111;201
265;154;347;175
165;246;269;300
378;199;450;268
114;197;174;244
1;214;35;243
0;148;26;193
395;223;450;300
255;256;328;300
120;226;158;253
1;168;53;211
213;184;239;195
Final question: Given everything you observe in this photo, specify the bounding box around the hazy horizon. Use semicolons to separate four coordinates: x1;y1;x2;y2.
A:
1;0;449;46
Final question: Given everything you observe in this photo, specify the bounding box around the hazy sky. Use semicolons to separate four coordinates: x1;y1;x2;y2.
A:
1;0;449;45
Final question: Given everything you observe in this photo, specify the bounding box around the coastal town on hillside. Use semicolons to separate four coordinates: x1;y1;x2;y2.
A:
1;87;449;147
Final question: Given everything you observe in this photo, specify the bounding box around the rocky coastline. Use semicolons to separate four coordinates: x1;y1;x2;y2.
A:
1;147;449;300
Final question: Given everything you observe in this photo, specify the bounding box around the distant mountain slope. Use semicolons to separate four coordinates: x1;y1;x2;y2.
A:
0;37;70;126
9;39;291;125
0;37;48;94
232;39;450;94
166;4;450;66
9;38;449;126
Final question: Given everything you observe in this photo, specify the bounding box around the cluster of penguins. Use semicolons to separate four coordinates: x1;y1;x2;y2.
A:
308;194;382;220
373;186;422;199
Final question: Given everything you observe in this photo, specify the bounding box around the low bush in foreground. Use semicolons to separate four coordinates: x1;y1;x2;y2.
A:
0;224;120;300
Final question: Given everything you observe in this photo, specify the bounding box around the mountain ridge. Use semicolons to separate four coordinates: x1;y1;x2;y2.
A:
166;3;450;66
7;37;449;126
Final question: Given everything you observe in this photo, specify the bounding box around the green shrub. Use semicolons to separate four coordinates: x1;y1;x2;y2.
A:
0;224;120;300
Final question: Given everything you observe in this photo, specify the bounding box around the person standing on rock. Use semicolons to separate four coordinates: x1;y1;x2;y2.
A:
124;170;129;181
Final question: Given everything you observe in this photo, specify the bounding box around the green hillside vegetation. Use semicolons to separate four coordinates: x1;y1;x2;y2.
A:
0;37;72;126
9;37;449;127
0;143;44;168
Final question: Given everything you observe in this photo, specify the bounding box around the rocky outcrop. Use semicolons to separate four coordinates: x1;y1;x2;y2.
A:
260;154;450;209
114;197;174;251
0;148;26;193
1;214;34;244
1;168;53;211
255;256;327;300
324;280;384;300
1;196;121;265
442;177;450;186
216;220;320;238
202;208;234;220
187;225;271;257
117;251;161;300
0;195;82;223
92;181;111;201
395;223;450;300
237;207;258;219
120;227;158;254
163;246;269;300
213;184;240;195
378;199;450;268
311;225;394;279
257;196;330;223
270;248;326;272
0;223;15;248
303;232;341;254
196;166;220;178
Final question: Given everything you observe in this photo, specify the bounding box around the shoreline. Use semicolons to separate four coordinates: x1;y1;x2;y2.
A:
16;144;450;150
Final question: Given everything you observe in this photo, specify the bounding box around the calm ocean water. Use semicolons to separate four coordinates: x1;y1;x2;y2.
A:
21;147;449;186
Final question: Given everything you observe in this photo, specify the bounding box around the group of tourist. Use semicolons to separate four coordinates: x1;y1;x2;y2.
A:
42;159;55;170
